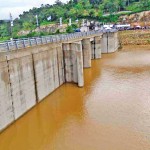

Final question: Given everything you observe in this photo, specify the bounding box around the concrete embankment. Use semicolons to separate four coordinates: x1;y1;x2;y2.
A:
0;31;119;132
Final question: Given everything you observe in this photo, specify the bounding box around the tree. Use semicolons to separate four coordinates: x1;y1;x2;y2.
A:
0;24;10;37
117;0;126;11
73;0;79;3
141;0;150;9
103;0;118;14
55;0;63;6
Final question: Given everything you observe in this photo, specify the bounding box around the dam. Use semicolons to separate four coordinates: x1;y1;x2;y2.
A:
0;30;119;132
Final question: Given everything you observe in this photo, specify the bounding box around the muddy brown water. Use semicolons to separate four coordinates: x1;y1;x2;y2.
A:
0;45;150;150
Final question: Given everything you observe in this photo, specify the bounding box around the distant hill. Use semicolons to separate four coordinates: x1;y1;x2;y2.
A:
0;0;150;40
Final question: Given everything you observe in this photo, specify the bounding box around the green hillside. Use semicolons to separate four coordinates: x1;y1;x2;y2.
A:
0;0;150;40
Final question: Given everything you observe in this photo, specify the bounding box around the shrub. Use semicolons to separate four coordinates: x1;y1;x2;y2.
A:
55;29;60;34
66;26;74;33
27;32;39;37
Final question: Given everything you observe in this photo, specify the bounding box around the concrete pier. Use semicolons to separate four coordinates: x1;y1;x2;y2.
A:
101;31;119;53
94;36;102;59
82;38;92;68
63;43;72;82
52;45;60;89
71;43;78;83
91;37;95;60
56;45;65;86
0;30;119;132
63;41;84;87
76;42;84;87
91;36;102;59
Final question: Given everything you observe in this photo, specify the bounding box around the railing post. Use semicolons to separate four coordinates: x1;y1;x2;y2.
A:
29;38;32;46
6;42;9;51
35;38;38;45
15;41;18;50
22;39;25;48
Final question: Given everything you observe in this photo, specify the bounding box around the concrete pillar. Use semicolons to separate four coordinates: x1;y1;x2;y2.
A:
107;32;115;53
71;43;78;83
107;32;118;53
48;48;55;94
82;38;91;68
90;37;95;59
101;32;108;54
94;36;102;59
77;43;84;87
114;31;119;51
101;31;119;54
74;42;84;87
52;47;60;89
63;43;72;82
56;45;65;86
63;41;84;87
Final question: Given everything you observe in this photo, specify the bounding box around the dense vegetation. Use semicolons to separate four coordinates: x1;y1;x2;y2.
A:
0;0;150;41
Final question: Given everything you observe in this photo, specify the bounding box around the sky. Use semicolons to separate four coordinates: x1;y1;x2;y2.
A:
0;0;68;20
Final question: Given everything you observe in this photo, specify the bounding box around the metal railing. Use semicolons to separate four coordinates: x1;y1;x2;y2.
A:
0;29;117;52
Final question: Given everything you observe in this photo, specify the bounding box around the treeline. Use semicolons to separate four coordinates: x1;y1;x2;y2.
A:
0;0;150;40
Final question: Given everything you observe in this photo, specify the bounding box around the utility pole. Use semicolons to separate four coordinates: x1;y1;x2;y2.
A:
10;13;13;40
35;15;39;27
60;17;62;26
35;15;40;36
69;18;72;26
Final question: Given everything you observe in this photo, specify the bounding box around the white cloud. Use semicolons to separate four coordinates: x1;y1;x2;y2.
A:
0;0;68;19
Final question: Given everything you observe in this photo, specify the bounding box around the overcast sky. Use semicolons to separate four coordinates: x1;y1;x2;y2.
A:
0;0;68;20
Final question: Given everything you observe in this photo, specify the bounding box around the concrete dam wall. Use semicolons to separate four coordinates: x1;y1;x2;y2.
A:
0;30;119;132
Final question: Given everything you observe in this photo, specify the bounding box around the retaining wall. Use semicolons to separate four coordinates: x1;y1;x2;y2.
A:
0;55;14;131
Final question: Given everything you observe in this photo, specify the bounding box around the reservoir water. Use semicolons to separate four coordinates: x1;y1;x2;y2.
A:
0;45;150;150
